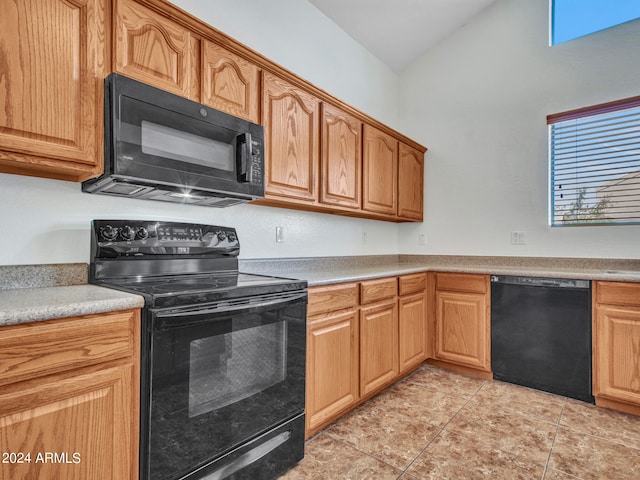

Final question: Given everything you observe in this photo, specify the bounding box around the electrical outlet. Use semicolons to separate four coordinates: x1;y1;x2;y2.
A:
362;231;367;244
418;234;426;245
511;231;527;245
275;226;285;243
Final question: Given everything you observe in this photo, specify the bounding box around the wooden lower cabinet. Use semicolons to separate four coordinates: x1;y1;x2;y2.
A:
360;299;399;397
399;291;428;373
306;309;359;434
305;275;428;436
398;273;427;374
429;272;491;377
593;281;640;416
0;310;140;480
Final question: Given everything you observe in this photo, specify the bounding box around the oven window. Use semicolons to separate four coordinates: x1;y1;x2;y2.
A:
141;120;234;170
188;321;287;417
145;298;306;480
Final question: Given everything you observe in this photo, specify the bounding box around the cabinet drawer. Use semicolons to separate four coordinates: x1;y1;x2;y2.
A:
360;277;398;304
308;283;359;316
399;273;426;296
436;272;488;294
0;310;137;387
596;281;640;307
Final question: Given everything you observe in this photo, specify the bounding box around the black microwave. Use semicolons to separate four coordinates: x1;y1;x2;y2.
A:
82;73;264;207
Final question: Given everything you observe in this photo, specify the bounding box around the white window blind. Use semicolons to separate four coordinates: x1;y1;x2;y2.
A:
548;96;640;226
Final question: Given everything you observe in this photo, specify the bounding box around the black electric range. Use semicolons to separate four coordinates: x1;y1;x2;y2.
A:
89;220;307;480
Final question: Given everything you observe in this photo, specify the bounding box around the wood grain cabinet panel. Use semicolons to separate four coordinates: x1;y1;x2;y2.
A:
398;273;427;374
431;273;491;375
399;273;427;296
115;0;196;98
0;0;106;181
360;277;397;305
0;364;135;480
593;281;640;415
360;299;399;397
0;311;136;387
307;283;359;317
0;310;140;480
398;142;424;221
435;290;490;372
261;73;320;203
362;124;398;216
201;41;260;123
306;309;359;434
320;103;362;210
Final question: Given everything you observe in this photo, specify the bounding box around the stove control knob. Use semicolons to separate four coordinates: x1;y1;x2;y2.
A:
227;232;237;242
216;231;227;241
100;225;119;242
121;225;136;241
136;226;149;240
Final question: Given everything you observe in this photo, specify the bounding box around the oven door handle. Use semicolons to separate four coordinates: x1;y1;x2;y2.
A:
152;291;307;329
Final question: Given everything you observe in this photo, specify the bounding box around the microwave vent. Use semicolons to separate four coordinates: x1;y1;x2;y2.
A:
103;183;150;196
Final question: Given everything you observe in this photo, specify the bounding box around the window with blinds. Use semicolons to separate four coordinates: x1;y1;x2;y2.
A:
548;96;640;226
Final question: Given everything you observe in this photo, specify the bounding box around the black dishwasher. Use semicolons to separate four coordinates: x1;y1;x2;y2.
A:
491;275;594;403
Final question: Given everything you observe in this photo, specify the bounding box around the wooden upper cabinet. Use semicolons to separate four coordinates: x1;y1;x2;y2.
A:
0;0;106;181
320;103;362;210
115;0;197;99
362;124;398;216
262;72;320;203
398;142;424;221
201;41;260;123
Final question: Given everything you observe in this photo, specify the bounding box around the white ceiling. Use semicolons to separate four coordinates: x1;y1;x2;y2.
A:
307;0;498;72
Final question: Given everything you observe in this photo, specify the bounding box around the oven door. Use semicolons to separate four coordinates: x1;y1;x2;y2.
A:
142;291;306;480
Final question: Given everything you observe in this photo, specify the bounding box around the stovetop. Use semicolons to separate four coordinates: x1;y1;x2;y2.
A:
96;272;306;309
88;220;306;309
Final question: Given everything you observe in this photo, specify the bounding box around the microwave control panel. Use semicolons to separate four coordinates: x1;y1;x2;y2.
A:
249;140;263;186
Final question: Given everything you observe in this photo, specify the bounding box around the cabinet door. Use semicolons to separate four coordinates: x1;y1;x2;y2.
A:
360;299;399;396
306;310;359;435
435;290;490;372
594;304;640;406
398;143;424;221
262;73;320;203
362;124;398;215
0;364;137;480
115;0;197;98
399;292;427;373
0;0;106;181
201;41;260;123
320;103;362;210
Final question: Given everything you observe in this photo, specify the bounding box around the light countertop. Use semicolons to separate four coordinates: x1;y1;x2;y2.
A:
240;255;640;286
0;284;144;327
2;256;640;327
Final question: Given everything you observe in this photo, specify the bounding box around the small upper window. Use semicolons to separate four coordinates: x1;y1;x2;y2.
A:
548;96;640;226
551;0;640;45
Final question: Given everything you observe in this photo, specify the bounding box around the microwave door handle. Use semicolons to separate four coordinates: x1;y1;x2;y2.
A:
236;132;252;183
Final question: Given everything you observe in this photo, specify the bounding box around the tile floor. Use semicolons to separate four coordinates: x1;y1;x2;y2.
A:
281;366;640;480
